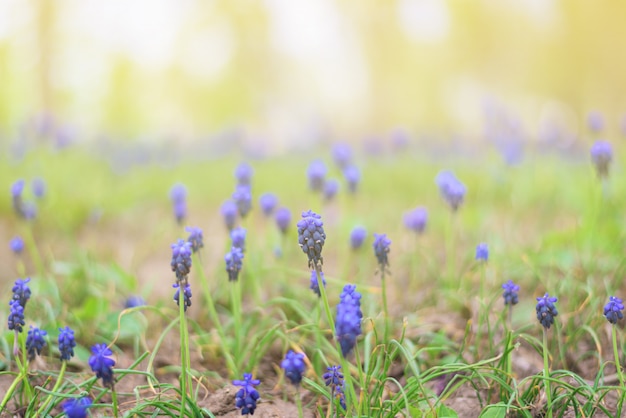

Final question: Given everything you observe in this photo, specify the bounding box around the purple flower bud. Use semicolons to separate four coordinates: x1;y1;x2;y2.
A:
373;233;391;270
125;295;146;309
275;207;291;234
232;185;252;218
58;326;77;361
259;193;278;216
323;179;339;201
332;143;352;169
343;166;360;194
350;226;367;250
225;247;244;281
235;162;253;186
173;283;192;311
233;373;260;416
230;227;247;252
26;325;47;360
587;110;604;132
309;270;326;297
403;207;427;234
335;284;363;357
63;397;92;418
169;184;187;224
10;236;24;254
502;280;519;306
307;160;327;192
281;350;306;386
11;179;25;198
536;293;558;329
590;140;612;178
604;296;624;324
297;210;326;269
89;343;116;388
221;200;238;230
186;226;204;253
436;170;466;212
32;178;46;198
475;243;488;262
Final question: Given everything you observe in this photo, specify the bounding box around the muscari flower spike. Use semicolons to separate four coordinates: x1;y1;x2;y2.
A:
32;177;46;199
502;280;520;306
297;210;326;269
275;207;291;235
309;270;326;297
89;343;116;388
335;284;363;357
173;283;192;311
403;207;428;234
350;226;367;250
604;296;624;325
8;300;25;332
233;373;261;416
10;236;24;254
169;183;187;224
259;193;278;216
221;200;238;230
590;140;612;178
323;179;339;201
12;277;31;308
125;295;146;309
232;185;252;218
170;239;192;284
26;326;47;360
307;160;327;192
436;170;466;212
475;243;489;262
58;326;77;361
235;162;253;186
343;166;360;194
373;233;391;271
536;293;558;329
587;110;605;132
281;350;306;386
186;226;204;253
231;227;247;252
225;246;244;282
323;365;346;410
332;143;352;169
63;397;92;418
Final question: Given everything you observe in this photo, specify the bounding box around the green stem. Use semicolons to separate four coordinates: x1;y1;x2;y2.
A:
543;328;553;418
36;360;67;415
381;269;389;346
296;387;304;418
112;388;119;418
612;325;625;416
179;286;188;417
0;374;23;412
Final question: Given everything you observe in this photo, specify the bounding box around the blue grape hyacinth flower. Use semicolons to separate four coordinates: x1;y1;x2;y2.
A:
26;325;47;360
186;226;204;253
307;160;327;192
275;207;291;234
436;170;466;212
8;300;25;332
502;280;519;306
125;295;146;309
604;296;624;325
173;283;192;311
233;373;261;416
343;166;360;194
323;365;346;410
10;236;24;254
235;162;253;186
350;226;367;250
590;140;612;178
335;284;363;357
403;207;427;234
323;179;339;201
332;143;352;169
32;177;46;199
89;343;116;388
63;397;92;418
373;234;391;271
58;326;77;361
536;293;558;329
259;193;278;216
232;185;252;218
475;243;489;262
587;110;605;132
169;183;187;224
281;350;306;386
170;239;192;284
297;210;326;269
309;270;326;297
12;277;31;308
225;246;244;281
231;227;247;252
221;200;238;230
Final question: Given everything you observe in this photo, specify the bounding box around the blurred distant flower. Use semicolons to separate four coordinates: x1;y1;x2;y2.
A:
297;210;326;269
173;283;192;312
8;300;25;333
170;239;192;284
307;160;327;192
323;365;346;410
233;373;260;416
11;179;25;199
350;226;367;250
335;284;363;357
332;143;352;169
225;246;244;281
169;183;187;224
373;234;391;271
186;226;204;253
235;162;253;186
124;295;146;309
12;277;31;308
343;166;360;194
231;227;247;252
536;293;558;329
10;236;24;254
259;193;278;216
604;296;624;324
89;343;115;388
587;110;605;132
475;243;489;262
281;350;306;386
221;200;238;230
323;179;339;201
26;325;47;360
32;178;46;199
502;280;519;306
63;397;92;418
232;185;252;218
390;128;410;150
590;140;612;178
58;326;76;361
309;270;326;297
275;207;291;234
436;171;466;212
11;179;37;219
403;207;427;234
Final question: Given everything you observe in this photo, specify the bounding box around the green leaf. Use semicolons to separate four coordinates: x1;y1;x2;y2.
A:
479;403;508;418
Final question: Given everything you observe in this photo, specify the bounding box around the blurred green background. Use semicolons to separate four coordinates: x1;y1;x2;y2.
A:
1;0;626;141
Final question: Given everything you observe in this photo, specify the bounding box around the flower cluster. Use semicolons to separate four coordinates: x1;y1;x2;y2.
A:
323;365;346;409
58;326;77;361
307;160;327;192
225;247;244;281
332;143;352;169
309;270;326;297
275;207;291;234
350;226;367;250
186;226;204;253
173;283;192;311
604;296;624;325
221;200;238;230
281;350;306;386
8;278;31;333
231;227;247;252
297;210;326;269
435;171;466;212
475;243;489;262
590;140;612;178
335;284;363;357
89;343;116;388
26;326;47;360
373;234;391;271
125;295;146;309
170;239;192;284
343;166;360;194
403;207;428;234
235;162;253;186
63;397;92;418
233;373;261;416
259;193;278;216
502;280;519;306
536;293;558;329
233;185;252;218
169;183;187;224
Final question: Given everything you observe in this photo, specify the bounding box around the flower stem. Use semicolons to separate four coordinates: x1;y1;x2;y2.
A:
179;288;188;417
612;325;625;416
381;269;390;346
542;328;553;418
112;388;119;418
36;360;67;415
